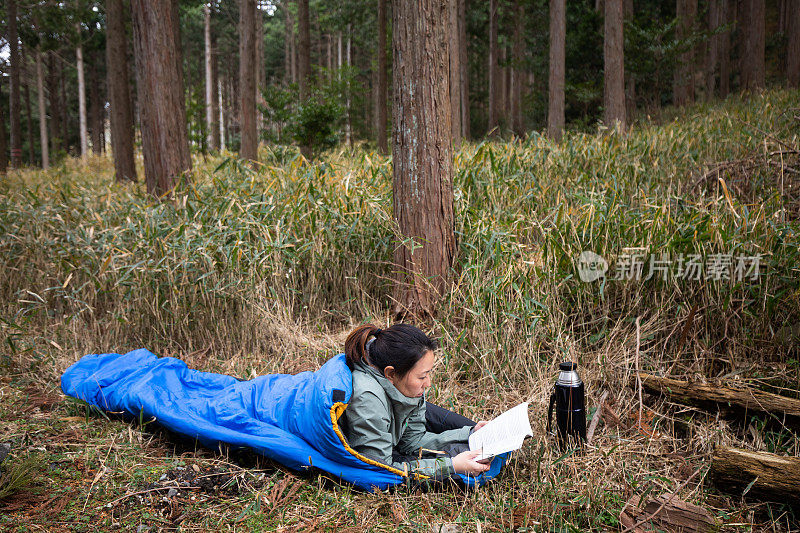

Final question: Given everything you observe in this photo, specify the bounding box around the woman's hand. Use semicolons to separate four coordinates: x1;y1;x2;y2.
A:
472;420;489;432
451;450;491;475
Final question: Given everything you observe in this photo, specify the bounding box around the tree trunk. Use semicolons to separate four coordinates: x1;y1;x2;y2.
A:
8;0;23;168
547;0;566;141
741;0;765;91
458;0;470;139
210;30;221;151
89;52;104;155
719;0;731;96
130;0;191;196
786;0;800;87
377;0;388;153
76;33;89;159
487;0;499;133
624;0;636;120
392;0;455;320
711;446;800;505
23;57;35;165
448;0;461;145
674;0;697;105
706;0;720;99
297;0;311;158
346;29;352;147
0;74;7;173
205;4;215;151
47;53;61;156
218;76;225;149
510;0;524;137
239;0;258;162
603;0;626;129
106;0;137;182
36;49;49;169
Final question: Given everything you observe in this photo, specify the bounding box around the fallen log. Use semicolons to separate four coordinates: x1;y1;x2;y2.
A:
710;446;800;504
634;373;800;424
619;492;717;533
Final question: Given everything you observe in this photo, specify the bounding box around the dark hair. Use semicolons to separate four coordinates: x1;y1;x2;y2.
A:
344;323;438;377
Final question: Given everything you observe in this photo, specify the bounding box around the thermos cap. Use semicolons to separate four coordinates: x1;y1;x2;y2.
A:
557;361;582;386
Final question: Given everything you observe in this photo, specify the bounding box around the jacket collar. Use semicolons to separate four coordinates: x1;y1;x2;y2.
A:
354;359;423;414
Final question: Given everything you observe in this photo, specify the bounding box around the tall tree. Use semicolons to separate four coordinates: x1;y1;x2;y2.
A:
706;0;720;98
376;0;388;153
36;48;49;169
47;53;62;155
392;0;455;319
205;3;215;151
719;0;731;97
448;0;462;144
89;51;103;155
131;0;191;196
604;0;626;129
23;58;35;165
740;0;765;91
76;26;89;158
674;0;697;105
510;0;524;137
9;0;23;168
239;0;257;161
487;0;500;133
0;74;7;173
106;0;136;182
458;0;470;139
297;0;311;157
789;0;800;87
547;0;566;141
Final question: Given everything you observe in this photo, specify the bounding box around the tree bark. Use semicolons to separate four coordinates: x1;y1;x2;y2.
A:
89;51;104;155
487;0;500;133
510;0;524;137
740;0;765;91
635;372;800;422
36;48;49;169
130;0;191;196
47;53;61;156
705;0;720;99
297;0;311;158
448;0;461;145
377;0;388;153
786;0;800;87
547;0;566;141
106;0;137;182
239;0;258;162
674;0;697;105
719;0;731;96
458;0;470;139
392;0;455;320
624;0;636;120
23;56;35;165
210;29;221;151
0;72;7;173
711;446;800;504
205;4;215;151
76;31;89;159
8;0;23;168
603;0;626;129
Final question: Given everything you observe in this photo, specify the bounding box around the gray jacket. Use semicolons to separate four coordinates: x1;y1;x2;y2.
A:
341;359;471;478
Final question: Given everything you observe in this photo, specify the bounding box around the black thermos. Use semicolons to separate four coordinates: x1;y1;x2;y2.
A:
547;361;586;445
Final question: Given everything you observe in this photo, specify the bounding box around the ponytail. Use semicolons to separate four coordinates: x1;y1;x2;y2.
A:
343;323;437;377
344;323;381;370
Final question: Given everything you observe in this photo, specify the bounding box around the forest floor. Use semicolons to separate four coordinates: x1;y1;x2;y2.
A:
2;89;800;531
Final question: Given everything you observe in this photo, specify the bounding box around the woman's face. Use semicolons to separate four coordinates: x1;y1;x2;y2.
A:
385;349;435;398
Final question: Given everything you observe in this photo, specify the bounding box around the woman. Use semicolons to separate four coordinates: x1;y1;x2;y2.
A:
341;323;491;480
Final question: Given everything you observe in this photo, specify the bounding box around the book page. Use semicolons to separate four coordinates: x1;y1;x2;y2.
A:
468;402;532;461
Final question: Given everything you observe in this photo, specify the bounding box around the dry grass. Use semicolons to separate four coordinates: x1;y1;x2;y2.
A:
1;89;799;531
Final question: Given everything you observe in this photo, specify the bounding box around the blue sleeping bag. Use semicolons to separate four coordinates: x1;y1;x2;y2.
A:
60;349;506;491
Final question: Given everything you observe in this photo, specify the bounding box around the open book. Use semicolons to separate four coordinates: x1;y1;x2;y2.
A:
468;402;533;463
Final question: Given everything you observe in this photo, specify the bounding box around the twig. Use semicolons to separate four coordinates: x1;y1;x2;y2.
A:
98;485;195;509
634;317;643;430
621;466;703;533
586;391;609;445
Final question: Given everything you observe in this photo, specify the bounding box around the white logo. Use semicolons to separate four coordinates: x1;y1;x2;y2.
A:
577;251;608;282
